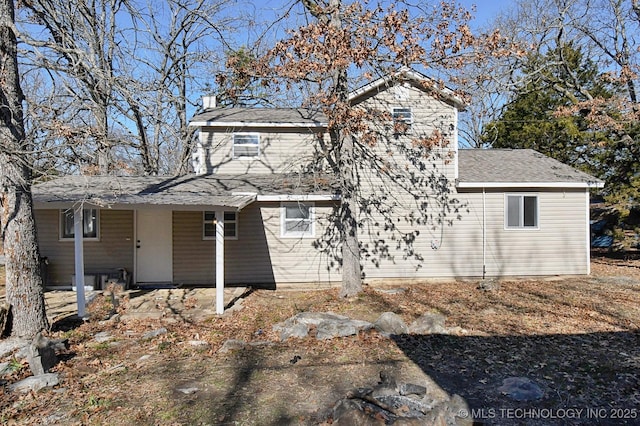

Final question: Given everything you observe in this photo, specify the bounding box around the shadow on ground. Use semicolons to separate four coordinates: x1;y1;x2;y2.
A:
392;331;640;425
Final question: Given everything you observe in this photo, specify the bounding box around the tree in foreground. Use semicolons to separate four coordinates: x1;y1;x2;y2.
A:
0;0;48;337
222;0;505;296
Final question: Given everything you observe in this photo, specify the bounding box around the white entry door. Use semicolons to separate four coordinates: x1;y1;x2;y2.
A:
136;210;173;283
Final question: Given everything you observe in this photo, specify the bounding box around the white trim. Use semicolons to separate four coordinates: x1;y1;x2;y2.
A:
190;121;327;128
60;208;100;241
348;67;465;108
504;193;540;230
458;181;604;189
203;211;238;240
215;208;225;314
586;188;591;275
453;108;459;180
280;202;315;238
73;206;86;318
232;132;260;159
257;194;340;202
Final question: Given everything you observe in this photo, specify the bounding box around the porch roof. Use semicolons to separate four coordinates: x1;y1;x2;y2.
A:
32;173;338;209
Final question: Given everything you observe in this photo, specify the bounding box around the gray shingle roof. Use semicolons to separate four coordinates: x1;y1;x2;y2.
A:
458;149;603;187
33;173;337;207
189;107;327;127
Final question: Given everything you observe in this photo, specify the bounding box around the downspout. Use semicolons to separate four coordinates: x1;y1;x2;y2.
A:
482;187;486;279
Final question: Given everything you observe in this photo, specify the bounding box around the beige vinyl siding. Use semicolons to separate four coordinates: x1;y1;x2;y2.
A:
198;127;322;174
481;189;588;276
361;188;589;280
34;209;134;286
172;202;338;286
353;82;458;183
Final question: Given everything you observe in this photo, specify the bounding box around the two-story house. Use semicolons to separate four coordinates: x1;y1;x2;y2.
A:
32;69;603;309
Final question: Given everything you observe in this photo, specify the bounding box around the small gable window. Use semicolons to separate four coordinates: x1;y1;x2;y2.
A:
505;195;538;229
392;107;412;134
281;202;314;238
233;133;260;159
60;208;99;240
203;211;238;240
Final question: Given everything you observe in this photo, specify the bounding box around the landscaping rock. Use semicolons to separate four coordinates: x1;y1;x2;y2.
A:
477;278;500;291
0;361;12;376
316;318;371;340
218;339;247;353
176;387;199;395
374;312;408;336
94;331;113;343
27;333;58;376
142;327;167;340
0;337;27;359
280;322;309;341
274;312;373;341
408;313;448;334
8;373;59;393
498;377;544;401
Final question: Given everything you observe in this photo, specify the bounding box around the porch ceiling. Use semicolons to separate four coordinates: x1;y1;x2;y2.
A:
32;173;337;209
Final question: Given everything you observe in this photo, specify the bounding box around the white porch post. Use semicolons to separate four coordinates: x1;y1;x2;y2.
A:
215;209;225;314
73;205;86;318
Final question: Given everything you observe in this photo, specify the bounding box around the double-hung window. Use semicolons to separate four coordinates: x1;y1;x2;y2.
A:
232;133;260;159
60;208;99;240
281;202;314;238
392;107;413;134
505;195;538;229
203;211;238;240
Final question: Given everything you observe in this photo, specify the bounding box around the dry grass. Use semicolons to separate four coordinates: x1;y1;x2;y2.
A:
1;258;640;425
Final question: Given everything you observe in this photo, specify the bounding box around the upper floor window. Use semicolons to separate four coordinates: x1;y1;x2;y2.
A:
60;208;99;240
233;133;260;159
281;202;315;238
392;107;412;134
505;195;538;229
203;211;238;240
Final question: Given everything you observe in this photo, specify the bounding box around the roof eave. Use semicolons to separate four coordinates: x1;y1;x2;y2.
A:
189;121;328;128
348;68;466;109
456;181;605;189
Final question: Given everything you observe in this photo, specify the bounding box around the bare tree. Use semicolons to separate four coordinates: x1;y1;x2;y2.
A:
0;0;48;337
19;0;234;176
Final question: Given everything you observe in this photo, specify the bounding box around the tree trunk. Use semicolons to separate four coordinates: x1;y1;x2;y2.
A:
339;132;362;297
0;0;49;338
329;0;362;297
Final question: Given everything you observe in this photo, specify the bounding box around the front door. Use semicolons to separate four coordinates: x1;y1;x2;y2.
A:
136;210;173;283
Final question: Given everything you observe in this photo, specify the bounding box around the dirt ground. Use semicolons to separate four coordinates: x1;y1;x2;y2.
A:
1;255;640;425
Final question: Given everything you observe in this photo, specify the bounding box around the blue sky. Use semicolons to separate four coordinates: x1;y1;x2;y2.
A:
459;1;509;27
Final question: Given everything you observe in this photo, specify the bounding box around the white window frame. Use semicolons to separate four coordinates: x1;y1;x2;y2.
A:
60;208;100;241
504;194;539;230
203;211;238;240
232;132;260;159
281;202;315;238
392;107;413;133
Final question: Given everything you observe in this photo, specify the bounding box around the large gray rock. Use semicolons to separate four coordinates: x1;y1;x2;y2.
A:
498;377;544;401
142;327;167;340
0;337;28;359
408;313;448;334
316;318;372;340
8;373;59;393
27;333;58;376
274;312;372;341
374;312;408;336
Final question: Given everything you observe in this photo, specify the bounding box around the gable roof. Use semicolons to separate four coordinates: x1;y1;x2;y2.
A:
348;67;466;109
457;149;604;189
189;107;327;128
32;173;338;209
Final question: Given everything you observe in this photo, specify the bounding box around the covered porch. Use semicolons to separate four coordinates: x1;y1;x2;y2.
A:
32;173;338;315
